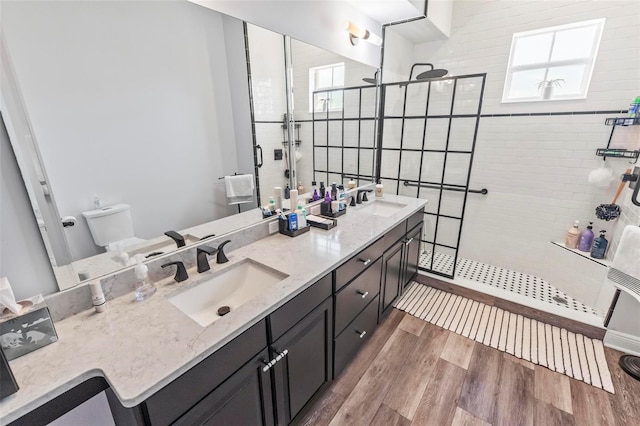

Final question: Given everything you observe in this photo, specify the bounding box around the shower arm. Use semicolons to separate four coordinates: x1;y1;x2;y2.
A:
408;63;434;81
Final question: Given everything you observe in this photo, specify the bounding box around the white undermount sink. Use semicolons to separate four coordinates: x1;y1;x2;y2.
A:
166;259;288;327
358;200;407;217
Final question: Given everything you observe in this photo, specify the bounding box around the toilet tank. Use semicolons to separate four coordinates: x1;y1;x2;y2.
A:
81;204;135;247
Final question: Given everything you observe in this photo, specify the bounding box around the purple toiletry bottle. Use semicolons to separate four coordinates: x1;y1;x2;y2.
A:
578;222;595;252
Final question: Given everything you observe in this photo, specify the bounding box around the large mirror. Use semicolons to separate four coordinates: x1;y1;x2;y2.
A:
1;0;378;292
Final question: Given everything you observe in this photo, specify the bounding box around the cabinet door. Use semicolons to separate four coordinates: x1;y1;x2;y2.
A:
381;239;404;317
271;298;333;425
173;348;274;426
403;224;423;290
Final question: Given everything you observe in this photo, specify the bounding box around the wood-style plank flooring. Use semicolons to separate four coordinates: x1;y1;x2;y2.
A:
297;309;640;426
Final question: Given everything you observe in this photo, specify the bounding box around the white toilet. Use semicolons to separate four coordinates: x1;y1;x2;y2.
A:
82;204;145;252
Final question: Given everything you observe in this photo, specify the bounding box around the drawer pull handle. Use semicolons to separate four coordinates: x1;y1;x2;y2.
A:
405;237;414;245
357;291;369;299
274;349;289;362
262;359;275;372
360;258;371;266
355;330;367;339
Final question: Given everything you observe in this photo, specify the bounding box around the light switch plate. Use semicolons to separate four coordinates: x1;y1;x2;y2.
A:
268;221;279;234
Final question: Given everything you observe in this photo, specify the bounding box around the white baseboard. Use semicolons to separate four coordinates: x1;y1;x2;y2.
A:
604;329;640;356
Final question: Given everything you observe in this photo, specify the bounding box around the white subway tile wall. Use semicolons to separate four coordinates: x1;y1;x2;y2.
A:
381;0;639;287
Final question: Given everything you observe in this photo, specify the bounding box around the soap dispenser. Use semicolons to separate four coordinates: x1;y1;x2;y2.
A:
134;254;157;301
565;220;580;249
590;230;608;259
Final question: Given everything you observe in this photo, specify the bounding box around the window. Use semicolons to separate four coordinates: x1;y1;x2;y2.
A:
502;19;605;102
309;63;344;113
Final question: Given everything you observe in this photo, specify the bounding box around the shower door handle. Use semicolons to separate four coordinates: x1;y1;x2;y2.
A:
256;145;263;168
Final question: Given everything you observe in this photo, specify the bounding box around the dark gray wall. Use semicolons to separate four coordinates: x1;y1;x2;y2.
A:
0;114;58;299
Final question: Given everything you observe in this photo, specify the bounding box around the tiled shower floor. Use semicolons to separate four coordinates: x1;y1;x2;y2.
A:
419;251;603;317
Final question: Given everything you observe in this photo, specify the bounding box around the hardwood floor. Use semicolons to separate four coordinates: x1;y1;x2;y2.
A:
296;309;640;426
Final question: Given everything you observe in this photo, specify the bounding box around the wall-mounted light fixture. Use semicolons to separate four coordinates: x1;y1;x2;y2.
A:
344;21;382;47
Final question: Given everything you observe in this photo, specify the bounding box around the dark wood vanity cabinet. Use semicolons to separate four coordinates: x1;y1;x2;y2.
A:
270;298;332;425
403;222;423;290
381;239;405;316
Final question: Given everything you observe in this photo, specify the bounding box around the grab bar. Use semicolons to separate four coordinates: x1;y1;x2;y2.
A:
403;181;488;195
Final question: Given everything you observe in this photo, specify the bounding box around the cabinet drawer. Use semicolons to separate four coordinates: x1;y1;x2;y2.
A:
333;295;379;377
407;208;424;232
144;319;268;426
334;258;382;335
269;273;332;341
383;221;407;249
335;237;386;291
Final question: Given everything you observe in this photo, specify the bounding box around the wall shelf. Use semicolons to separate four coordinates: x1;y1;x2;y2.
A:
550;241;611;267
596;148;640;161
598;117;640;163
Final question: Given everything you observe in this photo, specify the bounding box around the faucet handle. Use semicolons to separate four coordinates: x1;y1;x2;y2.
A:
164;230;185;248
161;261;188;282
197;246;218;273
217;240;231;264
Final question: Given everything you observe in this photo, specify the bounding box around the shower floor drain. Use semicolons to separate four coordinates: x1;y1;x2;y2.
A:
419;250;602;317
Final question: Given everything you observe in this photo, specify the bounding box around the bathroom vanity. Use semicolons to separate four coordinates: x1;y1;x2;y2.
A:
0;195;426;425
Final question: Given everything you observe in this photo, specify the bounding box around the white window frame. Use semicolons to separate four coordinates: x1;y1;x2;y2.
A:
309;62;344;113
502;18;605;103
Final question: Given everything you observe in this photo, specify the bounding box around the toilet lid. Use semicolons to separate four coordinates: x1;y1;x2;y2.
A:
106;237;146;252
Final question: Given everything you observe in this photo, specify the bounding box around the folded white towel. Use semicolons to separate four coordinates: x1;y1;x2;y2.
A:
612;225;640;281
224;174;254;205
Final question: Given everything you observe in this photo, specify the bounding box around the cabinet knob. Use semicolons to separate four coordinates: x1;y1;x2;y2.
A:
355;330;367;339
360;258;371;266
357;290;369;299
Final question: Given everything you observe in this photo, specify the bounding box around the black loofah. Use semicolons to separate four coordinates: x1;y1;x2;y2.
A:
595;204;621;221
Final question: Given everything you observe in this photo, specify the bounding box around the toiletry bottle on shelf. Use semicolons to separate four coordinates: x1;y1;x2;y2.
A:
590;230;608;259
319;182;326;198
285;184;291;200
338;185;346;211
565;220;580;249
578;222;595;252
134;254;157;301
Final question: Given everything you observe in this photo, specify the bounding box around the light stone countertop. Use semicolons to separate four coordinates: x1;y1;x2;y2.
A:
0;194;427;424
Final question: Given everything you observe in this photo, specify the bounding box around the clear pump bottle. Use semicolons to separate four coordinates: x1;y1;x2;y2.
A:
134;254;157;301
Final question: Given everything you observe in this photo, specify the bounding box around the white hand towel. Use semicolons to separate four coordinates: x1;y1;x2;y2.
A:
612;225;640;281
608;225;640;302
224;174;254;205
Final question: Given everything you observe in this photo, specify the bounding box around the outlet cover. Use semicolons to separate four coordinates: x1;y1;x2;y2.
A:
274;149;283;160
268;221;279;234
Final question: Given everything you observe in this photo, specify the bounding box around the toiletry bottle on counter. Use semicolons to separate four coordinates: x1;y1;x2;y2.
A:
89;282;106;313
347;180;356;189
287;212;298;232
578;222;595;252
319;182;326;198
290;189;298;212
134;254;157;301
375;183;384;198
311;181;319;201
590;230;608;259
331;182;337;200
565;220;580;249
338;185;346;211
296;204;307;228
285;184;291;200
298;182;304;193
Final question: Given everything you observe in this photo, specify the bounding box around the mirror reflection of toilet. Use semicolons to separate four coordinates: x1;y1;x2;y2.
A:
81;204;145;252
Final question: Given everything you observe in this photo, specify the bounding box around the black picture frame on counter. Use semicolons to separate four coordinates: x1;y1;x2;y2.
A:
0;347;19;400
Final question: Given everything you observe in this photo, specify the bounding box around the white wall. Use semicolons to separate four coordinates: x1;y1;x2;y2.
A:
385;0;639;283
2;1;250;259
